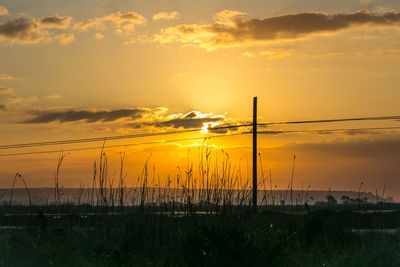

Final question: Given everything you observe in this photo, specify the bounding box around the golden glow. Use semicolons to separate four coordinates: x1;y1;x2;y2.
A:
1;3;400;198
201;122;220;134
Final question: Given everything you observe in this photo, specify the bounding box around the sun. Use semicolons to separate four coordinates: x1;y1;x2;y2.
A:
201;122;220;134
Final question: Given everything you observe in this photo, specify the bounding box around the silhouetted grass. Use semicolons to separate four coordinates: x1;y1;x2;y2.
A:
1;145;400;266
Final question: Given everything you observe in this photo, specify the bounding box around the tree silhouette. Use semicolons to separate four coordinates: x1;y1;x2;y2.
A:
341;195;350;205
326;195;337;205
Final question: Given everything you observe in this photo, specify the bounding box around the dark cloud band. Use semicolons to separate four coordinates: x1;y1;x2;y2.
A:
0;18;43;43
22;108;151;124
157;10;400;47
38;15;72;28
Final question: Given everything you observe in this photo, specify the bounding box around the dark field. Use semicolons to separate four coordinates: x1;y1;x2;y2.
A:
1;205;400;266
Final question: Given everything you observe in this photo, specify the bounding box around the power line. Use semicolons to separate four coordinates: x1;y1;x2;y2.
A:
1;115;399;151
0;132;249;157
258;115;400;126
1;125;399;158
0;123;252;150
256;126;400;135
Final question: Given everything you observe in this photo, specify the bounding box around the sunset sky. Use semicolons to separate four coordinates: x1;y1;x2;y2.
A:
1;0;400;200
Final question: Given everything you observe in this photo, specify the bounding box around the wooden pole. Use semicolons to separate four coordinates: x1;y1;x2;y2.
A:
290;155;296;207
253;97;257;211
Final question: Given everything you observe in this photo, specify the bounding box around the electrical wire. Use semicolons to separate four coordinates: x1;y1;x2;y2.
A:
257;115;400;126
2;125;400;157
0;132;249;157
0;123;252;150
257;126;400;135
1;115;399;151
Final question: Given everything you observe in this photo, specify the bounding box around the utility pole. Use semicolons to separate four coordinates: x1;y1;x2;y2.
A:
290;155;296;207
253;97;258;212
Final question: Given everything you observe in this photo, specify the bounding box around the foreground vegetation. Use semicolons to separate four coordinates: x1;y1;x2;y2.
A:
1;205;400;266
1;147;398;266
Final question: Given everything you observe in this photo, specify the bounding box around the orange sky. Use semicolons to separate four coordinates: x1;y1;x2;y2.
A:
1;0;400;200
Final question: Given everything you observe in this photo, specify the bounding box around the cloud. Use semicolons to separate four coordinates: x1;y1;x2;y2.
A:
155;9;400;49
339;129;381;136
55;33;75;44
260;48;293;58
74;17;103;31
0;10;146;44
74;11;146;33
0;5;8;16
213;10;246;25
104;11;146;25
207;123;242;134
0;87;13;95
238;49;292;59
0;17;48;44
94;33;104;40
153;115;222;129
128;110;230;130
45;94;62;99
0;73;14;80
123;34;153;45
22;107;155;124
0;88;36;106
19;106;240;134
8;95;22;103
153;11;181;21
38;15;73;29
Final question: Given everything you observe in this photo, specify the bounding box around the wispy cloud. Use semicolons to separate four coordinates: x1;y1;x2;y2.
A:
239;49;293;59
74;11;146;33
0;89;41;107
260;49;293;59
154;9;400;49
45;94;62;100
74;17;103;31
0;9;146;45
94;33;104;41
55;33;75;44
153;11;180;21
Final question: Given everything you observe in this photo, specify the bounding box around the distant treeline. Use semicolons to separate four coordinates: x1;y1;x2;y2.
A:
0;188;389;206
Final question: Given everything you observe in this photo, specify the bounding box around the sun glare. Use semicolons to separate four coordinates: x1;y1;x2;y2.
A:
201;122;220;134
